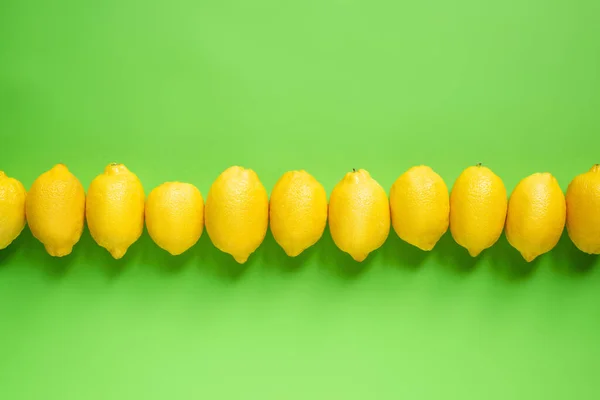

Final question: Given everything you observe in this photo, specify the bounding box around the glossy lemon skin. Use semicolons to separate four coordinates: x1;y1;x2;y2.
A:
205;166;269;264
566;164;600;254
270;170;328;257
86;163;145;259
390;165;449;251
329;169;390;262
506;173;566;262
450;165;507;257
0;171;27;250
146;182;204;256
26;164;86;257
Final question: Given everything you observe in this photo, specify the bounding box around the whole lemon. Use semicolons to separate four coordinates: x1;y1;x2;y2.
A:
205;166;268;264
270;170;328;257
566;164;600;254
146;182;204;256
450;164;507;257
0;171;27;250
86;163;145;259
506;173;566;262
26;164;85;257
390;165;449;251
329;169;390;262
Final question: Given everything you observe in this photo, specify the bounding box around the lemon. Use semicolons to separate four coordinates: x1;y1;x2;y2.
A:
146;182;204;256
0;171;27;250
450;164;507;257
205;166;268;264
390;165;449;251
86;163;145;259
505;173;566;262
270;170;328;257
329;169;390;262
26;164;85;257
566;164;600;254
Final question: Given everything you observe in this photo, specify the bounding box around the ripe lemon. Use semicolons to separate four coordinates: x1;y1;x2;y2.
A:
26;164;85;257
450;164;507;257
329;169;390;262
205;166;268;264
86;163;145;259
390;165;449;251
146;182;204;256
506;173;566;262
566;164;600;254
0;171;27;250
270;170;327;257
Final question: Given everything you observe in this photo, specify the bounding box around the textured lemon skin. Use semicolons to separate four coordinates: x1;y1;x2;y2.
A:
26;164;85;257
205;166;269;264
0;171;27;250
450;165;507;257
566;164;600;254
390;165;449;251
146;182;204;256
270;170;328;257
506;173;566;262
329;169;390;262
86;164;145;259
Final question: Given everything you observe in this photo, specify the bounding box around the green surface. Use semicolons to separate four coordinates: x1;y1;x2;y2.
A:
1;0;600;399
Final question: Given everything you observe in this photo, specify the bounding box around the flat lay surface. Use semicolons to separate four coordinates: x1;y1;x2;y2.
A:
1;0;600;399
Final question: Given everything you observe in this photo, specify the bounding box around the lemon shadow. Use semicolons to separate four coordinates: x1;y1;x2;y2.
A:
0;227;28;268
259;229;314;273
18;227;76;279
317;226;373;279
196;233;253;281
550;231;598;276
434;232;479;275
487;234;539;281
82;227;131;280
139;230;198;276
381;232;431;271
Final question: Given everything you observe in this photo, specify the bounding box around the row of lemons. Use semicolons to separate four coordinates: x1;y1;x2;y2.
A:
0;163;599;263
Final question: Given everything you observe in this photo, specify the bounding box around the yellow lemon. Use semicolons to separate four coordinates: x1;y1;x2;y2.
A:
86;163;145;259
270;170;328;257
329;169;390;262
566;164;600;254
506;173;566;262
205;166;268;264
0;171;27;250
26;164;85;257
146;182;204;256
450;164;507;257
390;165;449;251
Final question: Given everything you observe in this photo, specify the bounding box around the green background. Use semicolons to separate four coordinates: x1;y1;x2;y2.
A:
1;0;600;398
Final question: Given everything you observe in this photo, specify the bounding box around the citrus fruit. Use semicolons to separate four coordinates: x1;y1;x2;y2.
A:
146;182;204;256
205;166;268;264
270;170;328;257
86;163;145;259
506;172;566;262
390;165;449;251
0;171;27;250
329;169;390;262
26;164;85;257
566;164;600;254
450;164;507;257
